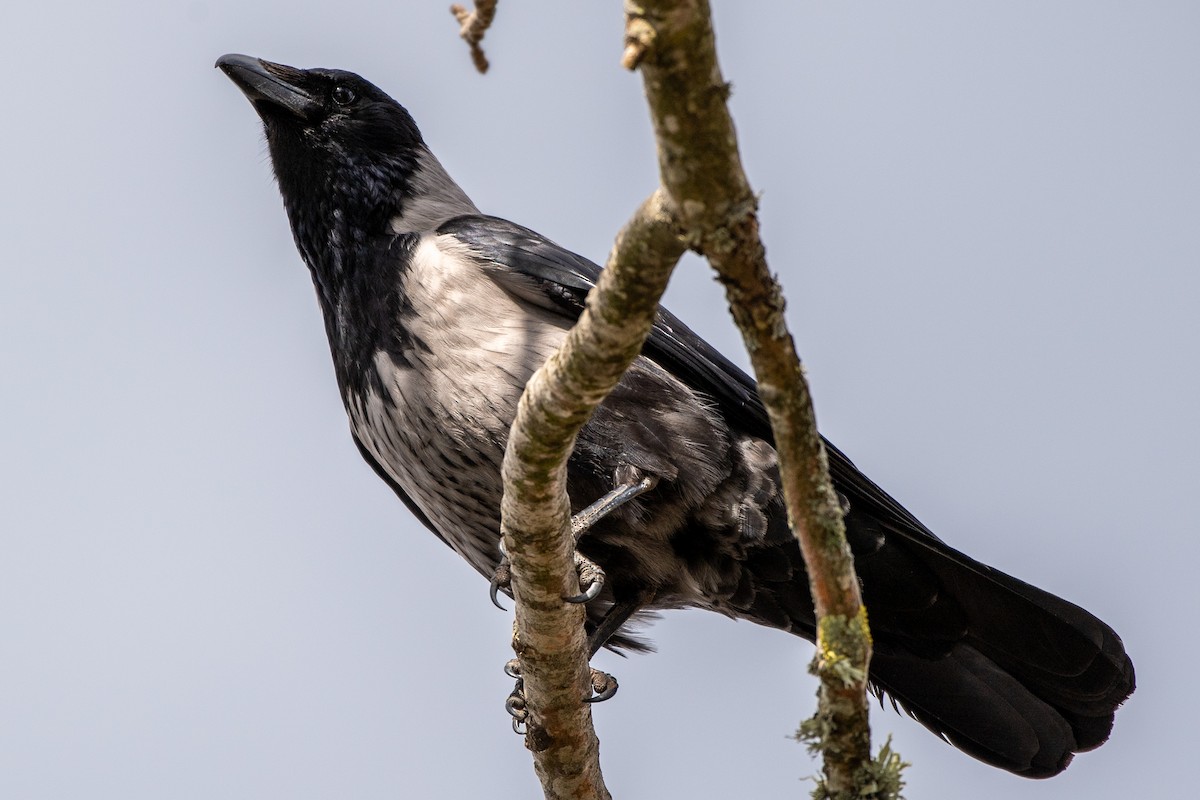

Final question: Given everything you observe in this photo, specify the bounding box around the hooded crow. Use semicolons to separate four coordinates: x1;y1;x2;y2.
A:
217;54;1134;777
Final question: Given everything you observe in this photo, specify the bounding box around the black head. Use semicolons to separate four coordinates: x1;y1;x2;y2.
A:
217;54;427;264
217;54;423;157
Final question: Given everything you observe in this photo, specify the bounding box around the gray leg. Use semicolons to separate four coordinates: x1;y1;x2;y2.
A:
571;473;659;537
564;471;658;604
490;470;659;607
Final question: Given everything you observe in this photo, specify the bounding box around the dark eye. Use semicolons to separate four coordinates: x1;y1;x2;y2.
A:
332;86;357;106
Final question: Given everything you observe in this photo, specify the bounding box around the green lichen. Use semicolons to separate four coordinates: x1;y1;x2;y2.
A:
812;607;871;687
794;727;909;800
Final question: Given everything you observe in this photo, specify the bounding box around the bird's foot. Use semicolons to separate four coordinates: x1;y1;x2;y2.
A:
502;659;617;734
586;667;619;703
504;659;529;734
495;469;650;610
493;544;602;606
489;552;512;610
563;551;605;604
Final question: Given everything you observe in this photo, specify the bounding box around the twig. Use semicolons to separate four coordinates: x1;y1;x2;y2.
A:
621;16;655;70
501;191;685;800
625;0;883;796
450;0;498;73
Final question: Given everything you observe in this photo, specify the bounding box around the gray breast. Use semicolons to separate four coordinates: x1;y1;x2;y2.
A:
346;233;570;577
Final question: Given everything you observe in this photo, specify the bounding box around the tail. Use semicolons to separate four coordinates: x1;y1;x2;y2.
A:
861;531;1135;777
741;472;1135;777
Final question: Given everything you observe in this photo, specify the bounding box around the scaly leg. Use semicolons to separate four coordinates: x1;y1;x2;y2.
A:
489;470;658;607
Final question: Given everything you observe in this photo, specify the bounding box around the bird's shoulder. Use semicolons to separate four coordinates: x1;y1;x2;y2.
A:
433;214;598;315
434;214;770;426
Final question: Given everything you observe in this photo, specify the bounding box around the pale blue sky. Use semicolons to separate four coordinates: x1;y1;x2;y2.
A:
2;1;1195;797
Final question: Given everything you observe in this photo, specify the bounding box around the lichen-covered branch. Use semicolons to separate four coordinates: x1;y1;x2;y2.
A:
500;191;685;800
449;0;498;73
624;1;885;796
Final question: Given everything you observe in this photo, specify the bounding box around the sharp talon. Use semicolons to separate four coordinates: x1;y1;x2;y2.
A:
507;693;528;735
504;659;522;679
489;558;512;610
489;577;506;610
564;581;603;604
563;552;605;604
505;672;529;735
506;678;527;718
584;668;618;703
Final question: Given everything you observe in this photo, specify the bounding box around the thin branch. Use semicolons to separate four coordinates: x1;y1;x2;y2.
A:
625;0;880;796
449;0;498;73
501;191;685;800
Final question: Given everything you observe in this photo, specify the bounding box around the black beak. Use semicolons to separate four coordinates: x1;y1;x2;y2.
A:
216;54;322;120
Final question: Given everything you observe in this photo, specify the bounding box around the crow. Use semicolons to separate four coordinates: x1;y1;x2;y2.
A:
217;54;1134;778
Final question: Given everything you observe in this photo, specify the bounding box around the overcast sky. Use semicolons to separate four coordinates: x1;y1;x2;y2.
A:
2;1;1196;797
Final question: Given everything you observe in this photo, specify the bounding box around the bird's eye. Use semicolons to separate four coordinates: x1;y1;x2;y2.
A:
332;86;357;106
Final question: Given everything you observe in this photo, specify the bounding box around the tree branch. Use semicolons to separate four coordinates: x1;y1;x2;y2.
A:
501;191;685;800
625;1;880;795
449;0;498;73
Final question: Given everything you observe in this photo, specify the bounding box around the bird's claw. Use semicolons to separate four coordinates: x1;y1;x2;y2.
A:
505;660;528;734
563;551;605;604
503;660;616;733
505;677;528;735
584;667;618;703
489;556;512;610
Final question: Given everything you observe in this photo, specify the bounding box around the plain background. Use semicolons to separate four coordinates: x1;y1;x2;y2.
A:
2;1;1195;797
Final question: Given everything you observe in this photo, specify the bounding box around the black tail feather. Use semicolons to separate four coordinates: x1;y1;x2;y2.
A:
745;508;1135;777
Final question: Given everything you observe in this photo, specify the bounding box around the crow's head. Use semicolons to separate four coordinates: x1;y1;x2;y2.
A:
218;54;423;240
218;54;472;266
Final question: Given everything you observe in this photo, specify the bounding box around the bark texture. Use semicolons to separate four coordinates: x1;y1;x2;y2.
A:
501;2;884;795
501;192;685;800
625;1;877;795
